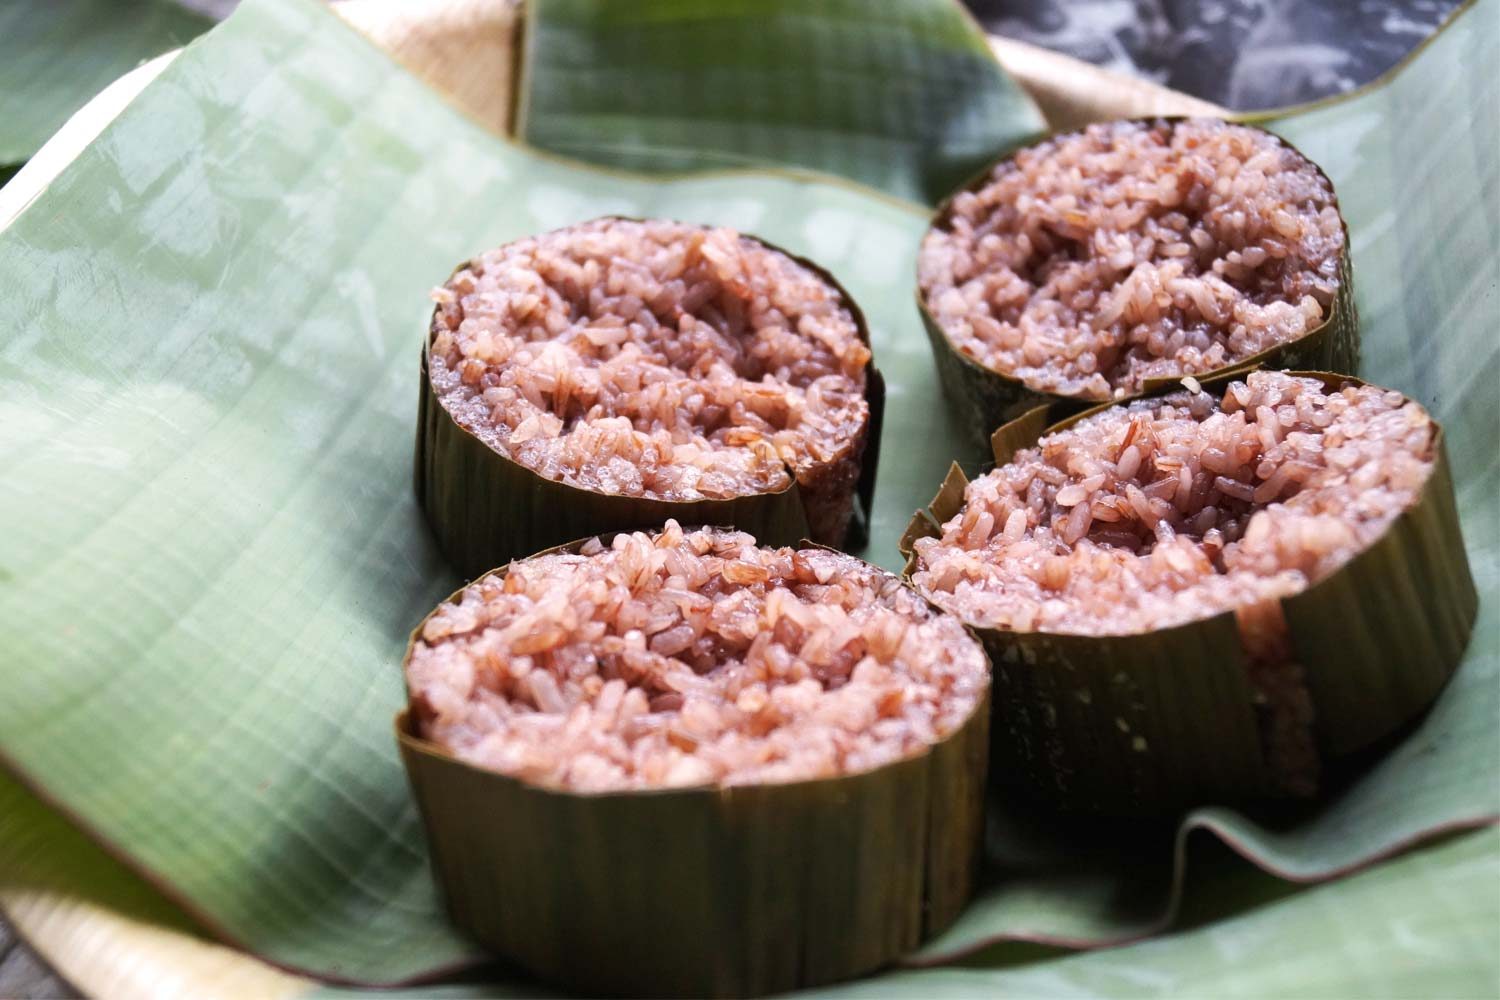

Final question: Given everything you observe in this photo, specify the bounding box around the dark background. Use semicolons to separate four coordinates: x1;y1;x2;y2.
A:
0;0;1465;996
967;0;1463;109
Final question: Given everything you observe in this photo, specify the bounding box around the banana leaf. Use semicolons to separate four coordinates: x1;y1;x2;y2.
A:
304;832;1500;1000
517;0;1047;202
0;0;210;169
5;769;1496;999
0;0;1495;993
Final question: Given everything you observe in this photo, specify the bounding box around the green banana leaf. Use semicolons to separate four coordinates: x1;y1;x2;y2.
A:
0;0;1495;993
5;766;1495;1000
517;0;1047;202
521;0;1500;959
0;0;210;169
305;830;1500;999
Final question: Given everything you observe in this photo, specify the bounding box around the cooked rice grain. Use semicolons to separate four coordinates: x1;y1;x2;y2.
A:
919;119;1343;399
911;372;1434;634
408;523;988;792
429;219;872;544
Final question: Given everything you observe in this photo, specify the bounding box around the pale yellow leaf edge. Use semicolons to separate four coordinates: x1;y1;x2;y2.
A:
0;2;1215;997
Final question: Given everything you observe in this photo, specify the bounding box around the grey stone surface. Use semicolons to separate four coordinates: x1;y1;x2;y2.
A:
967;0;1462;110
0;920;80;1000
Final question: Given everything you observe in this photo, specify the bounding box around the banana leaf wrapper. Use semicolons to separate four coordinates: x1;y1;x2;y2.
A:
917;118;1359;452
415;229;885;579
395;541;990;998
899;371;1476;815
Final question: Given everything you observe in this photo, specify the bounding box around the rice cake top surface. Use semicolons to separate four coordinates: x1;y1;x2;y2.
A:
429;218;870;502
918;119;1343;400
910;372;1434;635
407;523;988;792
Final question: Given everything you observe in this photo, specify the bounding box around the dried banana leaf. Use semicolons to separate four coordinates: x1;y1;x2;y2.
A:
916;121;1359;451
901;372;1476;813
414;231;884;577
397;546;988;997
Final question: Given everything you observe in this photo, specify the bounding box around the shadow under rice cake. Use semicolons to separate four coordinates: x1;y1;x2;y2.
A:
418;218;881;576
905;371;1476;814
398;523;990;997
918;119;1355;437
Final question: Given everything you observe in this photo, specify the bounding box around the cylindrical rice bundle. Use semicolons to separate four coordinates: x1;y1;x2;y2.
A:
901;371;1476;815
417;218;883;578
398;522;990;997
917;118;1356;446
